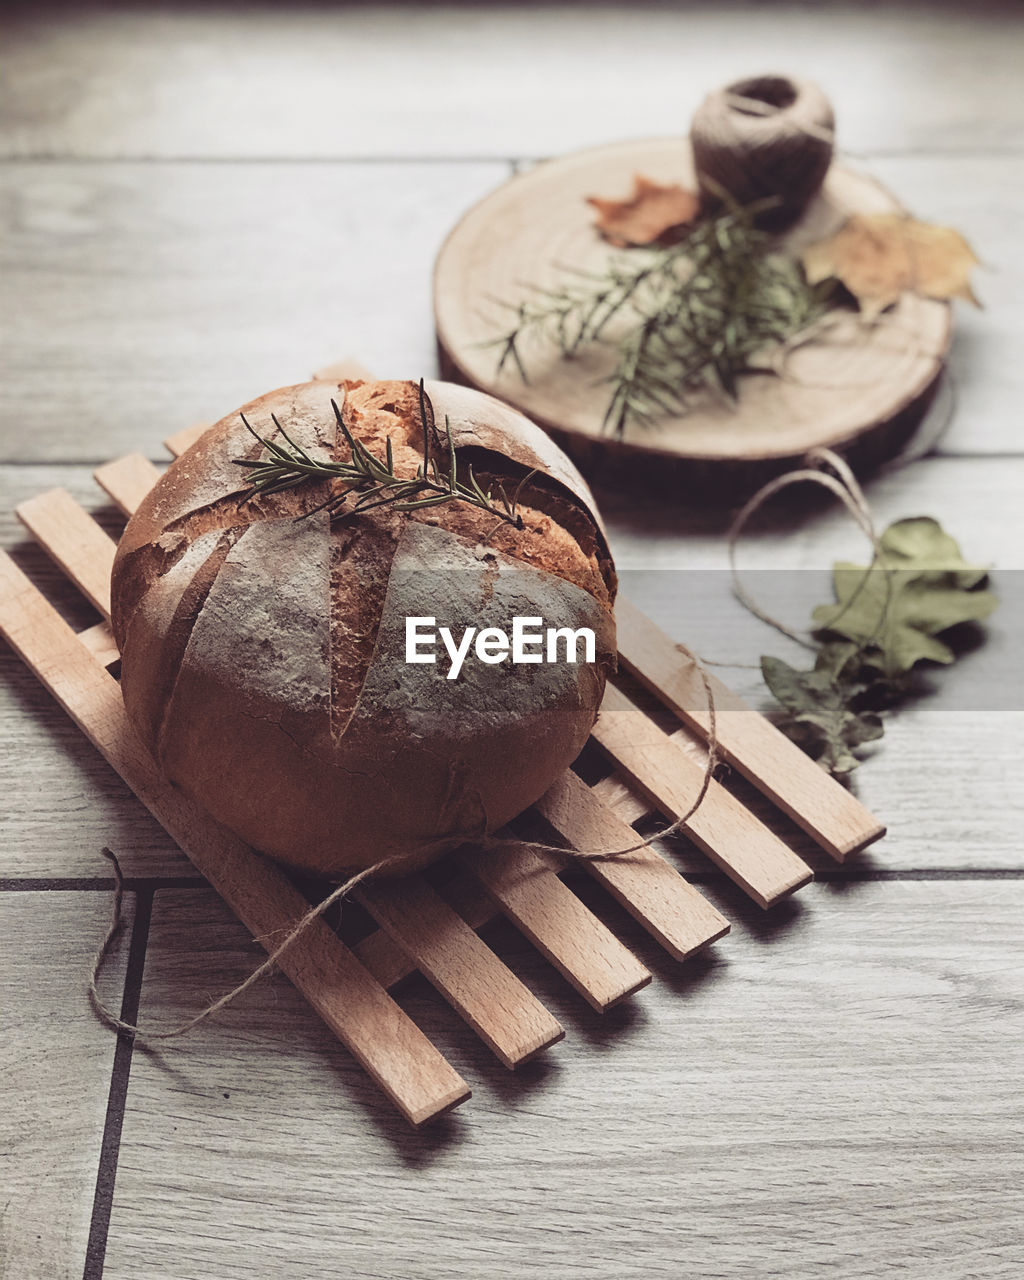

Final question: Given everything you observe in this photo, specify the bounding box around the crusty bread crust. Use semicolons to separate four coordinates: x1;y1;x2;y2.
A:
111;379;616;875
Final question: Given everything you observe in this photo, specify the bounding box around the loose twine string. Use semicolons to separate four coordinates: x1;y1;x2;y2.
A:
89;80;937;1044
90;851;394;1042
89;445;891;1046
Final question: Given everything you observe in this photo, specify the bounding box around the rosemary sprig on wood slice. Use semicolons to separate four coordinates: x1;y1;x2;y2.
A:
485;199;832;437
235;380;533;530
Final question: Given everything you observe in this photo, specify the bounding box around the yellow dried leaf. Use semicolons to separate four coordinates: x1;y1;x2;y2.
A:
587;174;701;248
801;213;980;320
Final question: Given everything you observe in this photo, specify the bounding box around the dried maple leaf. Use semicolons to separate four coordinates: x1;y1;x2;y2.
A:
587;174;701;248
801;213;980;320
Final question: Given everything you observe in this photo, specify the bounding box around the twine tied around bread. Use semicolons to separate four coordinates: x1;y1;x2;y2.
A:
89;445;887;1045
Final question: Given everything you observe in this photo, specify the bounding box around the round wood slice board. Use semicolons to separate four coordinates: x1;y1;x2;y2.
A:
434;138;951;494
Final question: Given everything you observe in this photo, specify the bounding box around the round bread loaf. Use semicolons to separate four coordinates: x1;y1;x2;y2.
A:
111;378;617;875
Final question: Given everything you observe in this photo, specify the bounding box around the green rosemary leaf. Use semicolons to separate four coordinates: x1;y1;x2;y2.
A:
296;487;357;521
445;414;458;490
392;493;458;512
269;414;315;465
330;399;362;457
351;483;396;509
250;476;311;497
250;434;298;466
495;334;529;383
463;463;490;507
417;378;433;471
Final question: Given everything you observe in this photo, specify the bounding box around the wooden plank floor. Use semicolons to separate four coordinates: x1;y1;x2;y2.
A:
0;892;133;1280
104;883;1024;1280
2;3;1023;1277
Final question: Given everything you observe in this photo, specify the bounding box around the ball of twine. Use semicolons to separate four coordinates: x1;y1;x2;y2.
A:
690;74;835;228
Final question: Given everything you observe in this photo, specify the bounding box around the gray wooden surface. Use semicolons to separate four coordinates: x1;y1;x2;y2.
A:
101;884;1024;1280
0;893;132;1280
2;4;1022;1278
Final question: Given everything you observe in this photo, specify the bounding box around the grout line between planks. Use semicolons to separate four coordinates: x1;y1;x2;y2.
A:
82;887;154;1280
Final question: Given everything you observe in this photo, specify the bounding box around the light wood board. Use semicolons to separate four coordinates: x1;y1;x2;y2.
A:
435;139;950;486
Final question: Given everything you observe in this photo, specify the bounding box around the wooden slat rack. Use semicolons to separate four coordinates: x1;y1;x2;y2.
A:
0;363;885;1126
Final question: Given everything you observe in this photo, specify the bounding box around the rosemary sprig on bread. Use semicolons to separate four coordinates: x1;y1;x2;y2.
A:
235;380;533;530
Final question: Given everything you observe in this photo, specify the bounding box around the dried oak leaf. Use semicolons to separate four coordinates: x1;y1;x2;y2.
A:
761;648;883;776
801;213;980;320
587;174;701;248
812;517;997;679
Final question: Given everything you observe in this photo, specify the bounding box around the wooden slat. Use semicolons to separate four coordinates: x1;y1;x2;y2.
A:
535;771;730;960
0;551;470;1126
592;727;708;826
94;453;163;517
78;620;120;668
164;422;211;458
71;457;155;667
353;874;495;991
615;595;887;860
593;682;814;909
357;874;564;1069
459;844;652;1012
15;489;116;618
